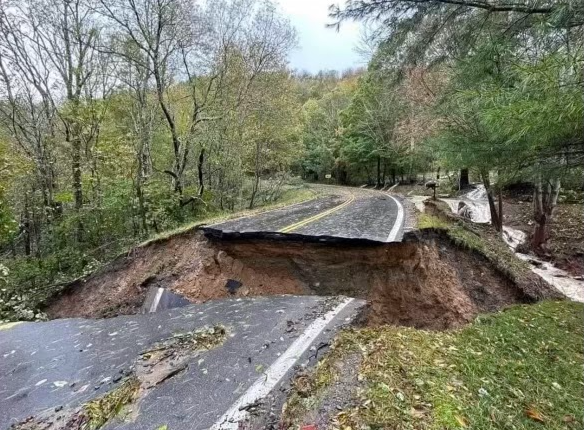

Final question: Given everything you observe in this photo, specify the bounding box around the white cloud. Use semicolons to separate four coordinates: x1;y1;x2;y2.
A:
276;0;365;73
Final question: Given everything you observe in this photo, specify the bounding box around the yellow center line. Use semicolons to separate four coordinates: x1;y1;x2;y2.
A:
278;193;356;233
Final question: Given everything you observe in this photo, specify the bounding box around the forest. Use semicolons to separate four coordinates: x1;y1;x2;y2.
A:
0;0;582;321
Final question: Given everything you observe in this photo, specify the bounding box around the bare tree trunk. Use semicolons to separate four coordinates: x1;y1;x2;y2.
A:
198;148;205;197
22;193;31;256
532;175;560;251
376;155;381;187
249;141;261;209
497;187;503;230
382;160;386;186
136;159;148;235
481;171;502;232
154;67;184;196
69;129;84;242
460;168;469;189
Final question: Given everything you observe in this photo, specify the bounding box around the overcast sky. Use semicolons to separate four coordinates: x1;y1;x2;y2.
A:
276;0;364;73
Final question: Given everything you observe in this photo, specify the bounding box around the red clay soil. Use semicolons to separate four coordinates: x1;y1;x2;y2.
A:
44;228;559;330
45;231;306;320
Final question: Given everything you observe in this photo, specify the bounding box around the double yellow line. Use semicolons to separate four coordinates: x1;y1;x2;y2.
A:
278;193;356;233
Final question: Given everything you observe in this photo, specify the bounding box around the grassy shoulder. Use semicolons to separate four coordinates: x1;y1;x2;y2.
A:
286;300;583;430
418;210;533;290
139;185;318;246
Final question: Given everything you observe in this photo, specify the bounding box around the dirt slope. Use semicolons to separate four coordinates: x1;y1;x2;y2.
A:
45;227;562;329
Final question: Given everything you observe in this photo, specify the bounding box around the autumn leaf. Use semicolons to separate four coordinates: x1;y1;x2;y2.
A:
562;415;575;423
525;406;546;423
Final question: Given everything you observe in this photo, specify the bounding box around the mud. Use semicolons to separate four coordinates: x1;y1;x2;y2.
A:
44;227;559;330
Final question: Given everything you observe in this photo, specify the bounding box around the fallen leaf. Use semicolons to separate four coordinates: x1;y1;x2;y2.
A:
454;415;468;427
562;415;575;423
525;406;546;423
410;407;425;418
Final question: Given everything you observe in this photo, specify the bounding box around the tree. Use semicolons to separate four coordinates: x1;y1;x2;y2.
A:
98;0;194;199
481;51;583;249
341;73;404;187
0;0;110;243
300;77;356;182
332;0;583;247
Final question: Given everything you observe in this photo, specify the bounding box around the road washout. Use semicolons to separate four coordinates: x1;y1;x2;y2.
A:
45;227;561;330
407;186;584;302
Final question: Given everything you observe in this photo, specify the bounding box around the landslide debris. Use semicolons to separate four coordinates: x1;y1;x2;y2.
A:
44;217;561;330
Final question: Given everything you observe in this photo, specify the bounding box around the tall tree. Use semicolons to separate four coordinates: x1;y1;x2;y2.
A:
0;0;107;243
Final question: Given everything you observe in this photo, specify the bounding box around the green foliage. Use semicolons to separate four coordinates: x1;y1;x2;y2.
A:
299;78;356;181
0;140;18;245
417;213;449;229
433;40;583;187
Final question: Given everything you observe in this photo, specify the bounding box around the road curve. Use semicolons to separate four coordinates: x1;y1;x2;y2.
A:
206;186;405;243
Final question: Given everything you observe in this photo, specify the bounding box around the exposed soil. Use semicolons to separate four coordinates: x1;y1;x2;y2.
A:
45;227;560;330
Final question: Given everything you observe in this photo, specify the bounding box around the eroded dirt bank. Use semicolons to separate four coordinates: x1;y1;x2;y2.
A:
45;229;561;329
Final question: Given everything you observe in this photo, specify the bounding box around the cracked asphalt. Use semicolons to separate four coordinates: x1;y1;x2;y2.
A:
0;296;364;430
206;186;405;243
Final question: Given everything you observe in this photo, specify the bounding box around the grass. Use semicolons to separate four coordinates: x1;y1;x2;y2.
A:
283;341;351;425
417;212;533;285
291;301;583;430
417;213;450;230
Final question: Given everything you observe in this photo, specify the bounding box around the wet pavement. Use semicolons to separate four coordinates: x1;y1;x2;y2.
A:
0;295;364;430
205;187;405;243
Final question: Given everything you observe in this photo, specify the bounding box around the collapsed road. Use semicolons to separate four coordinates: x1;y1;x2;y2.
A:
0;187;403;429
204;187;405;243
143;187;405;314
0;296;364;430
3;186;561;429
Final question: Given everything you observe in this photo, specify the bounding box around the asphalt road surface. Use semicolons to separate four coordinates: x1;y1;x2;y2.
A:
0;296;364;430
206;187;405;243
